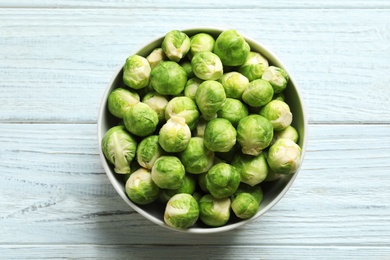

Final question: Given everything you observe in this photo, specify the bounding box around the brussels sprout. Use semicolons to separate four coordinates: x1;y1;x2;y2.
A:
151;155;186;189
179;137;215;174
191;51;223;81
123;55;151;90
217;98;249;126
264;168;283;182
195;80;226;120
242;79;274;107
162;30;191;62
198;173;209;193
122;160;142;183
267;138;302;175
259;100;292;131
102;125;137;174
238;52;269;82
165;96;200;130
125;168;160;205
107;88;140;119
237;115;273;156
219;72;249;99
273;92;285;101
136;135;163;169
262;66;289;93
213;29;250;66
180;61;194;78
193;117;208;137
184;77;203;101
188;33;215;59
272;125;299;145
231;193;259;219
123;102;159;137
199;194;231;227
232;183;263;204
215;143;239;164
150;61;187;96
232;153;268;186
146;48;167;69
160;174;197;202
205;162;241;198
204;118;236;153
158;116;191;153
142;92;169;123
164;193;199;229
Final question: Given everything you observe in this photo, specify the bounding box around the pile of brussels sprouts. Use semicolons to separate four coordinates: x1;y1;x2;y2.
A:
102;29;302;230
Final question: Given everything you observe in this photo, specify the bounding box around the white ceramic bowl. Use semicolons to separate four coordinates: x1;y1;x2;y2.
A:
98;28;307;233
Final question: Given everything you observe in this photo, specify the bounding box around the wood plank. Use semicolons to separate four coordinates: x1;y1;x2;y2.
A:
0;9;389;124
1;0;390;8
1;245;389;259
1;123;389;245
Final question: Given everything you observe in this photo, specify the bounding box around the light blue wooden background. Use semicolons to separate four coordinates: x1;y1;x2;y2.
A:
1;1;390;259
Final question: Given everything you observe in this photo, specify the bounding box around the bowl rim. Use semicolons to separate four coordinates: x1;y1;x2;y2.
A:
97;26;308;234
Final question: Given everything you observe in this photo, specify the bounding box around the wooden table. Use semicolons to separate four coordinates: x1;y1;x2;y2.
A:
1;1;389;259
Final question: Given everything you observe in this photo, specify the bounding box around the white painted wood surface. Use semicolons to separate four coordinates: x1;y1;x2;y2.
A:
0;1;389;259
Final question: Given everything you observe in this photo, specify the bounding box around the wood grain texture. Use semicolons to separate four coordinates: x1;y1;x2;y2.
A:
1;124;389;248
1;245;390;259
1;0;390;8
0;9;389;123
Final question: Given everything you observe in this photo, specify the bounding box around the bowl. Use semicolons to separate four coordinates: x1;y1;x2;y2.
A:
97;27;307;233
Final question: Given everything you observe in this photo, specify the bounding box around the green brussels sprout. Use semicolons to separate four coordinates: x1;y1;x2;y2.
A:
242;79;274;107
179;137;215;174
150;61;187;96
164;193;199;229
238;52;269;81
107;88;140;119
219;72;249;99
158;116;191;153
232;153;268;186
204;118;237;153
191;51;223;81
273;92;285;101
146;47;167;69
262;66;289;93
205;162;241;198
184;77;203;101
125;168;160;205
136;135;163;169
267;138;302;175
193;117;208;137
213;29;250;66
215;143;239;164
162;30;191;62
180;61;194;78
259;100;293;131
165;96;200;130
199;194;231;227
188;33;215;59
198;173;209;193
151;155;185;189
142;92;169;123
231;193;259;219
123;55;151;90
264;168;283;182
160;174;197;203
123;102;159;137
122;160;142;183
217;98;249;126
272;125;299;145
195;80;226;120
101;125;137;174
232;183;263;204
237;115;273;156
